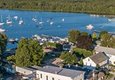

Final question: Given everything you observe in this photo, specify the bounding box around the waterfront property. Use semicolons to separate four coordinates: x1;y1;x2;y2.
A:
95;46;115;65
15;66;85;80
83;52;109;69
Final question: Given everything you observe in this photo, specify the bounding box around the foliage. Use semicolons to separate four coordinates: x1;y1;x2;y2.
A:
56;43;63;51
15;38;44;67
99;31;108;39
68;30;80;43
81;32;88;36
68;30;93;50
77;35;93;50
7;55;15;63
99;31;115;48
73;48;92;58
45;42;57;48
0;0;115;15
0;33;7;54
92;32;97;40
60;52;78;65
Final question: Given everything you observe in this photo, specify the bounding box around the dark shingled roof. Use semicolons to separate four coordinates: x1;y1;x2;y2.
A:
90;52;109;64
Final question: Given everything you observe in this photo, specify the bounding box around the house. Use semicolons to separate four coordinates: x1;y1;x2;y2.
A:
16;65;85;80
86;71;105;80
95;46;115;65
36;66;85;80
15;66;36;79
83;52;109;69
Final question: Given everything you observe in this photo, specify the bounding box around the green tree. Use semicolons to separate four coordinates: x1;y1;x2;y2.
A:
60;52;78;65
68;30;80;43
56;43;63;51
73;48;92;58
81;32;88;36
99;31;108;39
0;33;7;54
15;38;44;67
92;32;97;40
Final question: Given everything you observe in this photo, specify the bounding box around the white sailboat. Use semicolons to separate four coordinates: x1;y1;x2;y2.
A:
50;21;54;25
14;16;18;20
0;28;5;33
108;18;115;22
19;18;24;25
39;18;44;25
0;15;4;26
32;17;37;22
6;15;12;25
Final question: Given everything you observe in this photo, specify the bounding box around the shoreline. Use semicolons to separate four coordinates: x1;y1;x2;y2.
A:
0;8;115;18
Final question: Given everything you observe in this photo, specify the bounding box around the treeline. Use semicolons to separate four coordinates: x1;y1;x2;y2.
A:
0;0;115;15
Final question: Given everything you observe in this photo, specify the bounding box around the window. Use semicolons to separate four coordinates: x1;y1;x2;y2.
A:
114;62;115;64
52;77;54;80
46;76;48;80
40;74;42;78
88;59;90;61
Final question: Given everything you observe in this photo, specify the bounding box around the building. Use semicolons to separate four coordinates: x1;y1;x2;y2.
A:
16;66;36;79
83;52;109;69
16;66;85;80
95;46;115;65
36;66;85;80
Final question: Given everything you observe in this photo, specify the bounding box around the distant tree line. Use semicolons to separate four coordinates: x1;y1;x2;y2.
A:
0;0;115;15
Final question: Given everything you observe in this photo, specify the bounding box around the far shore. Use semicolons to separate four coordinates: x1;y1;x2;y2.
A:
0;8;115;18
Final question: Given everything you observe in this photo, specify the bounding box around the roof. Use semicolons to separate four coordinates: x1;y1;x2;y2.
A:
90;52;109;64
58;68;84;79
95;46;115;55
36;66;85;79
38;66;62;74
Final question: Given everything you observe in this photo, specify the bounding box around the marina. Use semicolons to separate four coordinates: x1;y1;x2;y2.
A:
0;10;115;39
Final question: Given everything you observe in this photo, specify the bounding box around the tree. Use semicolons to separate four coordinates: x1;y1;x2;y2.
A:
56;43;63;51
99;31;108;39
60;52;78;65
68;30;80;43
77;35;93;50
81;32;88;36
15;38;44;67
92;32;97;40
73;48;92;58
0;33;7;55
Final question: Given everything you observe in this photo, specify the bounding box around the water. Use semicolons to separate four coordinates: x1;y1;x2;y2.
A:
0;10;115;39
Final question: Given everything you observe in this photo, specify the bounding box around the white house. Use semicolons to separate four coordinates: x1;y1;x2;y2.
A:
36;66;85;80
16;66;37;79
16;66;85;80
95;46;115;65
83;52;109;69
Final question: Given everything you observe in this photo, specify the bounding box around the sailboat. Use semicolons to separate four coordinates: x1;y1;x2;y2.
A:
6;15;12;25
0;28;5;33
19;18;24;25
32;16;37;22
50;21;54;25
14;16;18;20
0;15;4;26
39;18;44;25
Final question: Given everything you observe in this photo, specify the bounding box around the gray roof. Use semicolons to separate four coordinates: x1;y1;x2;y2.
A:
90;52;109;64
58;68;83;79
34;66;84;79
95;46;115;55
